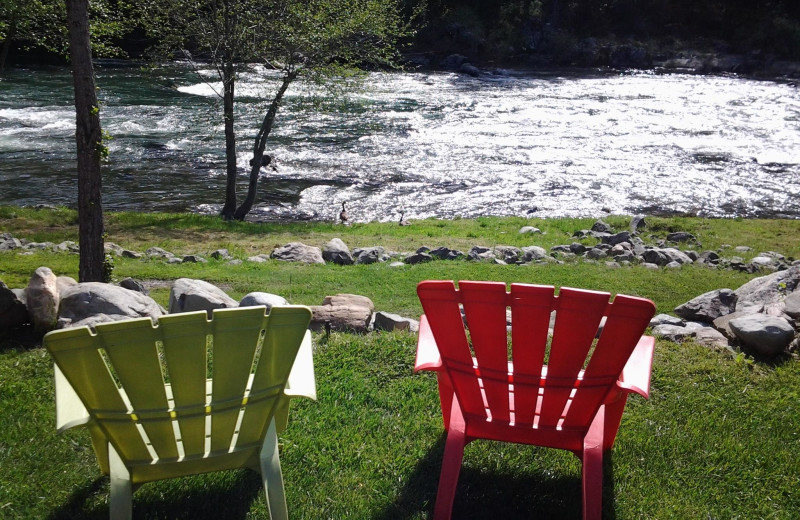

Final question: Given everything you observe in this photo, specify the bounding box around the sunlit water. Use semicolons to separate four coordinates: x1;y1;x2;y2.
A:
1;63;799;222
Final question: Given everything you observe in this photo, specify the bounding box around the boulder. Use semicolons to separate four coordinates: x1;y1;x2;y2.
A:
729;314;796;357
602;231;632;246
146;247;175;259
662;248;694;264
372;311;419;333
322;294;374;312
0;281;29;331
429;247;464;260
310;304;372;333
122;249;143;259
26;267;60;332
119;278;148;295
168;278;239;316
630;215;647;234
239;292;289;311
586;248;607;260
666;232;697;243
353;246;389;264
322;238;354;265
674;289;737;323
591;220;613;233
56;276;78;295
405;252;433;264
468;246;495;262
641;249;671;266
652;324;697;343
495;246;521;264
271;242;325;264
697;251;720;265
210;249;233;260
181;255;207;263
519;226;542;234
693;327;733;351
521;246;548;262
784;290;800;319
650;314;685;327
735;266;800;312
0;234;21;251
57;282;165;329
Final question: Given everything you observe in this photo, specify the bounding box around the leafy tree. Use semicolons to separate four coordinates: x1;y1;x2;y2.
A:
0;0;128;72
142;0;417;220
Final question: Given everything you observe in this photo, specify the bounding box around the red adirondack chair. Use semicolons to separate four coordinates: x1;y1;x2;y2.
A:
415;280;656;520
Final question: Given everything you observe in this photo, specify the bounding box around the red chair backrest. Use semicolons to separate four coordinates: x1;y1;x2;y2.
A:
417;281;655;431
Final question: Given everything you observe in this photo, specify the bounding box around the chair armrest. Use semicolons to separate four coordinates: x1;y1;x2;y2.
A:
617;335;655;399
415;315;443;372
284;330;316;401
54;364;91;432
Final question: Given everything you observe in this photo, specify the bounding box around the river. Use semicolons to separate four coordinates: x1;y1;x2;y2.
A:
1;62;799;222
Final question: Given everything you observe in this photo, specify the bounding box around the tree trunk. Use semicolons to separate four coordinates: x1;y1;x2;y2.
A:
66;0;104;282
219;60;238;219
233;72;296;221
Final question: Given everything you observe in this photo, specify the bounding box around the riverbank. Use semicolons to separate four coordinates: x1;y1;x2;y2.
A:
2;207;799;519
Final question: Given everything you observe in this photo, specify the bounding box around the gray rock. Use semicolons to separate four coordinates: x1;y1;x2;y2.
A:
58;282;164;329
665;261;682;269
630;215;647;234
353;246;389;264
569;242;587;255
712;311;755;341
521;246;548;262
405;252;433;264
429;247;464;260
602;231;632;246
495;246;522;264
650;314;686;327
586;248;607;260
271;242;324;264
642;249;671;266
146;247;175;259
121;249;143;259
642;262;659;270
662;248;693;264
105;242;124;256
697;250;720;265
467;246;495;262
389;261;405;268
248;255;269;263
26;267;59;332
674;289;737;323
694;327;733;351
666;232;697;243
0;281;29;331
54;241;79;253
372;311;419;333
519;226;542;234
168;278;239;316
210;249;232;260
734;246;752;253
239;292;289;311
784;291;800;319
729;314;796;357
0;235;22;251
227;259;243;265
323;294;375;312
311;293;373;333
735;266;800;312
181;255;207;263
119;278;148;295
56;276;78;295
652;324;697;342
591;220;614;234
166;257;183;265
322;238;354;265
24;241;54;251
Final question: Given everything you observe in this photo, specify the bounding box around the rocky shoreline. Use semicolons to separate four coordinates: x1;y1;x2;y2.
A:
2;216;799;358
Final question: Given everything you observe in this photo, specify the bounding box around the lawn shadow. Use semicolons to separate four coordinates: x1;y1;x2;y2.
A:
373;434;621;520
48;470;263;520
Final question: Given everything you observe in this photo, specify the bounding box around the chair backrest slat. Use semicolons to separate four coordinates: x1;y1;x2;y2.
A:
238;307;309;447
460;281;512;422
159;312;212;457
537;288;610;428
417;281;485;420
207;308;267;453
563;294;655;429
509;284;554;426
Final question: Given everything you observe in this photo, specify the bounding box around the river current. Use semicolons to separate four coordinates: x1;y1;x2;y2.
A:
1;63;799;222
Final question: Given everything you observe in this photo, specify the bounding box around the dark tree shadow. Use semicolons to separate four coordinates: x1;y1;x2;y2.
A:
48;470;263;520
373;434;621;520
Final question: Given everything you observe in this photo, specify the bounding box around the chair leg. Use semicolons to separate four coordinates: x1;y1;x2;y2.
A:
108;443;133;520
434;398;468;520
260;418;289;520
582;405;606;520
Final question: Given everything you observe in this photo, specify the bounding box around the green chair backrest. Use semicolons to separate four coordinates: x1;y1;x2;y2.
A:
44;306;312;467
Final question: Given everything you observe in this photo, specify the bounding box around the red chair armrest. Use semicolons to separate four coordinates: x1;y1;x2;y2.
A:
617;335;655;399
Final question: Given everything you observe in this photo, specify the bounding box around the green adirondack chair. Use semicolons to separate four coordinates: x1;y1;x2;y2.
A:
44;305;314;520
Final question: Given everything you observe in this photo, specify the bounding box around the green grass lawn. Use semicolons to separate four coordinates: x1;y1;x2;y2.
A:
1;207;799;519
